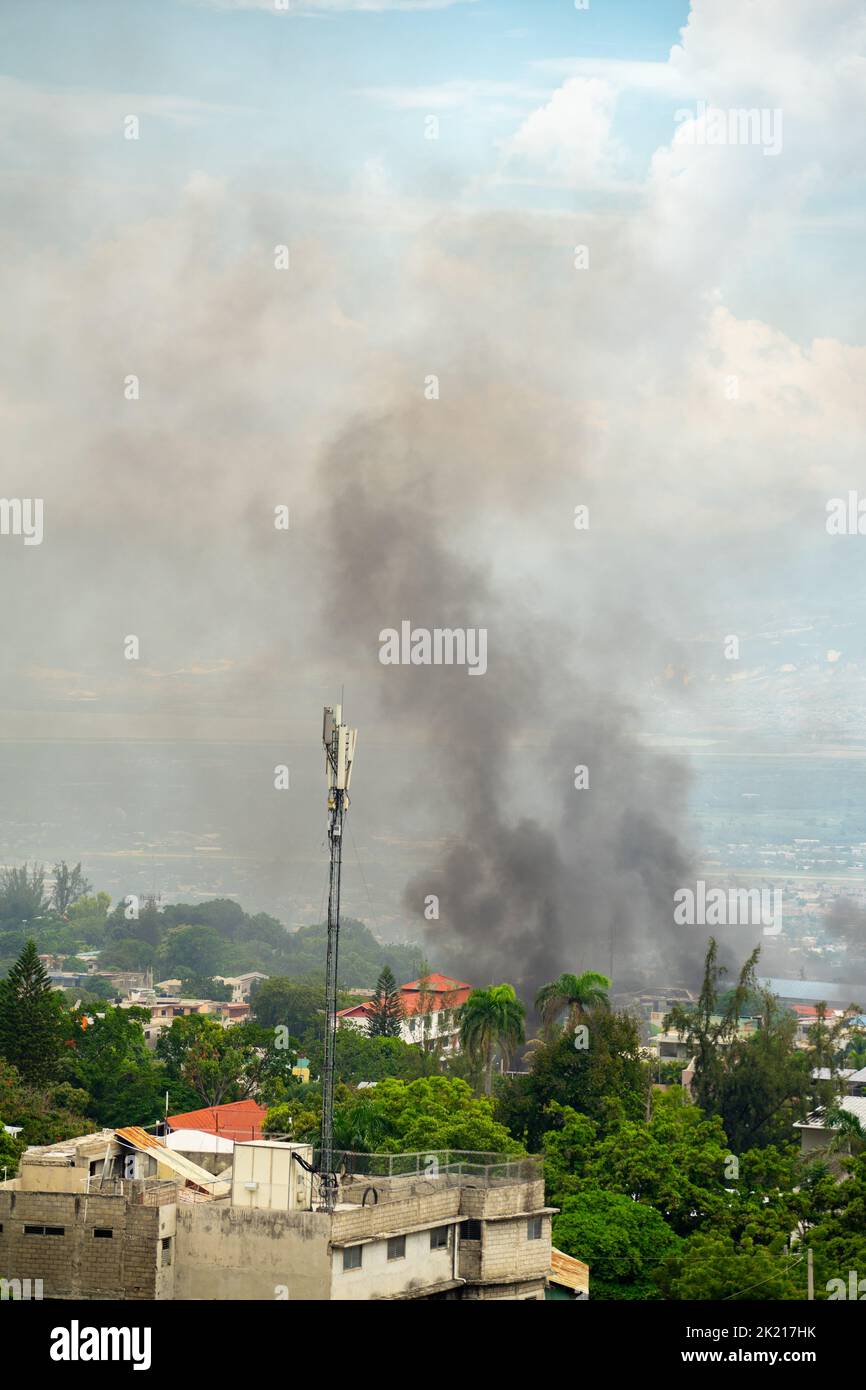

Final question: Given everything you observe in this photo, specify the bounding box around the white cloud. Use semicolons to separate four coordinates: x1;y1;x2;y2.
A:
500;77;621;187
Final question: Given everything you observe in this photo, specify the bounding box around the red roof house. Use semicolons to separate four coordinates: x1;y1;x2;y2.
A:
337;972;471;1050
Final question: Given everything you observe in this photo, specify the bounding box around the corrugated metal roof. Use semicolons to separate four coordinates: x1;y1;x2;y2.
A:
115;1127;229;1196
794;1096;866;1131
550;1247;589;1294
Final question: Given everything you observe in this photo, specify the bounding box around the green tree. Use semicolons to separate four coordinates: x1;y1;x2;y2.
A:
805;1151;866;1297
61;1005;165;1128
553;1189;682;1300
322;1030;436;1085
50;862;92;917
579;1090;732;1236
365;1076;523;1154
157;924;224;978
155;1015;295;1108
367;965;403;1038
665;939;821;1150
0;864;49;925
535;970;611;1034
263;1092;322;1145
100;938;155;971
252;977;325;1035
656;1231;804;1300
497;1009;646;1149
155;1015;243;1107
105;897;164;948
0;939;65;1084
0;1124;25;1178
0;1059;90;1150
459;984;525;1096
67;891;111;941
844;1032;866;1070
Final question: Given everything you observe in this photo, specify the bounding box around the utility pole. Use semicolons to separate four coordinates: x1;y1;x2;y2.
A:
318;704;357;1212
807;1246;814;1301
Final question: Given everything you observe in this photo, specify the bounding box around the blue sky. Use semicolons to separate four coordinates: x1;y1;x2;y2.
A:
0;1;693;212
2;0;861;342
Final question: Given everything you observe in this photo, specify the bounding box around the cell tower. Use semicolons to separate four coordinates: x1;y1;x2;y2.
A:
318;703;358;1211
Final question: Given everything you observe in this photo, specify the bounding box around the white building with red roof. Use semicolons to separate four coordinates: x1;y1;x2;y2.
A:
337;972;471;1053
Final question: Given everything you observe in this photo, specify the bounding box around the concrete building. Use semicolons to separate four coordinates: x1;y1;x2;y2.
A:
1;1134;554;1301
338;973;471;1054
214;972;269;1003
124;997;251;1047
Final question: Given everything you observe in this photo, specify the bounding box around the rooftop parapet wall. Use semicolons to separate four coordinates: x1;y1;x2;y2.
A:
0;1188;167;1301
328;1153;545;1242
459;1178;545;1221
331;1184;462;1244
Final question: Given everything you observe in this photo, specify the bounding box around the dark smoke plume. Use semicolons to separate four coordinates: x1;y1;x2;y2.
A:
317;406;702;1001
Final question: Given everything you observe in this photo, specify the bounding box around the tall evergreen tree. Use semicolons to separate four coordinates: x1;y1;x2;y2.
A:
367;966;404;1038
0;939;64;1084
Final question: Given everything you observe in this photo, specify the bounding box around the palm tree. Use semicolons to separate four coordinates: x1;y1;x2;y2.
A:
459;984;525;1097
534;970;611;1034
825;1105;866;1158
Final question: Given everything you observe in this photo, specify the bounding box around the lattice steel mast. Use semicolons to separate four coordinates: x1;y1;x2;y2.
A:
319;703;357;1211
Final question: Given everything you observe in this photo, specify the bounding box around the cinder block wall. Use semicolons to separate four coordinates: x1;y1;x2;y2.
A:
0;1188;166;1300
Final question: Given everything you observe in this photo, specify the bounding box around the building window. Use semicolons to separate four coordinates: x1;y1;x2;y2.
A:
343;1245;363;1271
161;1236;172;1267
460;1220;481;1241
93;1228;114;1239
430;1226;449;1251
527;1216;543;1241
24;1225;65;1236
387;1235;406;1261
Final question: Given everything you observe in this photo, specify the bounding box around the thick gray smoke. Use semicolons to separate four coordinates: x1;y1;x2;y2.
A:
317;406;701;999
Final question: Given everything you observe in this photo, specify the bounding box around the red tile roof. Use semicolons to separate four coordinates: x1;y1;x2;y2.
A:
399;974;471;1016
337;1002;374;1019
337;973;472;1021
166;1099;267;1142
